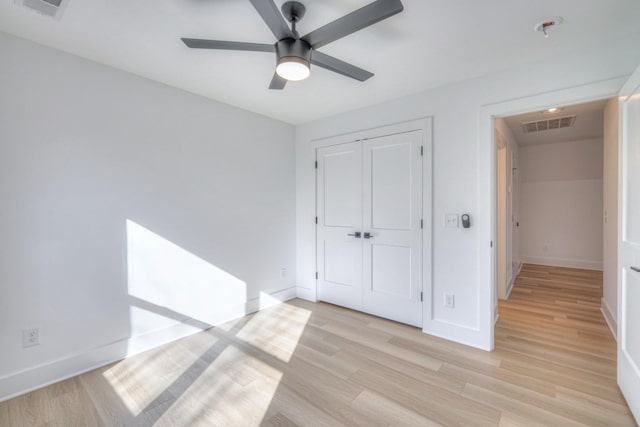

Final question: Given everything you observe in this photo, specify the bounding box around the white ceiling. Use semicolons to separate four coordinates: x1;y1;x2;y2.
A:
1;0;639;124
503;99;609;146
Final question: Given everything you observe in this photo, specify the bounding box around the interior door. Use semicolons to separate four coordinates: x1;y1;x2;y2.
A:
362;131;423;327
316;142;363;311
618;65;640;423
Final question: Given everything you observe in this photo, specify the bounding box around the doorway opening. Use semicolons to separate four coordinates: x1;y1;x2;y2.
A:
493;97;619;338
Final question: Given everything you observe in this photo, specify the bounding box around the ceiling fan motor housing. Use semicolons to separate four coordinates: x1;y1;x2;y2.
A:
275;38;311;65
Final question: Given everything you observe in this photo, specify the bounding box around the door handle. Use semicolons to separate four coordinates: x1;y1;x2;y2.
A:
348;232;362;238
631;266;640;273
363;232;374;239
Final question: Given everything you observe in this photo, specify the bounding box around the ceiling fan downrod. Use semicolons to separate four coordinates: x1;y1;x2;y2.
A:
281;1;306;38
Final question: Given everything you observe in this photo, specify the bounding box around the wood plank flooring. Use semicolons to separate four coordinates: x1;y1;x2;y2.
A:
0;264;636;426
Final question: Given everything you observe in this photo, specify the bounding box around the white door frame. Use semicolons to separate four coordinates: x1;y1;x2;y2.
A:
478;77;627;350
311;117;433;331
495;135;507;301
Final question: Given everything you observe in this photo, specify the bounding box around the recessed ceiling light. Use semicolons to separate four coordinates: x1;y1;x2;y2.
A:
534;17;563;38
544;107;563;114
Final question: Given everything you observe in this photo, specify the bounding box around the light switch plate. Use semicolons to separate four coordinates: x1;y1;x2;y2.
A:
445;213;459;228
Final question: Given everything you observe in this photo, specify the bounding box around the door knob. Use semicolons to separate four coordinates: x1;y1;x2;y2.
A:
348;232;362;238
363;232;374;239
631;266;640;273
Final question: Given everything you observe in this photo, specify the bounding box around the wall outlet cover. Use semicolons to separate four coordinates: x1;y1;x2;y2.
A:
445;294;455;309
23;327;40;348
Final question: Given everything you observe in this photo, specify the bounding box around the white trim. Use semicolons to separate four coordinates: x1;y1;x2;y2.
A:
520;256;603;271
0;286;296;402
296;285;317;302
479;76;628;351
601;297;617;341
310;117;431;148
620;68;640;98
505;262;522;299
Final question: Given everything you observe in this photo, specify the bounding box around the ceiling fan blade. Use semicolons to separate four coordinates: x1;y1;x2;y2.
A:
181;38;275;52
311;51;374;82
249;0;294;41
302;0;403;49
269;72;287;90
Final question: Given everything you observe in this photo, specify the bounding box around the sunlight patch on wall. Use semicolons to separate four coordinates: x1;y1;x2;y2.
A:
126;219;247;330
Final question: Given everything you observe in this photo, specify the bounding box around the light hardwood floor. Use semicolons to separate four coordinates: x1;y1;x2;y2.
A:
1;264;636;426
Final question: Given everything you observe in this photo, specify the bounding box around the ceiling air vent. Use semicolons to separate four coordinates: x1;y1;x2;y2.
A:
522;115;576;133
15;0;69;19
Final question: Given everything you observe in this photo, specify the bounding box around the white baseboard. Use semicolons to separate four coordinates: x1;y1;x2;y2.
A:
505;262;522;299
601;297;617;341
521;256;602;271
296;285;317;302
0;286;296;403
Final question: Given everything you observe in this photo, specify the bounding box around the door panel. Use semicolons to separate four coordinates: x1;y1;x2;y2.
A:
623;271;640;363
316;142;363;311
371;244;412;297
324;240;358;286
619;67;640;424
363;131;423;327
323;150;360;227
371;142;413;230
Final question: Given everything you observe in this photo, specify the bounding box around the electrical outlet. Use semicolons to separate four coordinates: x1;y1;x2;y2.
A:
444;294;455;309
23;327;40;348
280;268;287;279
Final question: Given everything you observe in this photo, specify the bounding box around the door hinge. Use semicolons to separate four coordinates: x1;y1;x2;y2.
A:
490;241;493;248
420;292;423;302
315;161;318;169
420;146;424;156
315;216;318;224
315;272;318;279
420;219;423;229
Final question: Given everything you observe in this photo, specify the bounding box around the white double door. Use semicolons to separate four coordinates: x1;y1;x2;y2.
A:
316;130;423;327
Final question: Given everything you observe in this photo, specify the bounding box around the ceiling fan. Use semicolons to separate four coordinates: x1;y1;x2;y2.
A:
181;0;404;90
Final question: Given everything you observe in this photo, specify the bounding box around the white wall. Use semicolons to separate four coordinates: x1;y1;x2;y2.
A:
295;35;640;349
0;32;296;401
602;98;619;336
519;138;603;270
495;119;521;296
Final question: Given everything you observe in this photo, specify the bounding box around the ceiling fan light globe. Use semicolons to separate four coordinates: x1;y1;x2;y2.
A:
276;57;310;81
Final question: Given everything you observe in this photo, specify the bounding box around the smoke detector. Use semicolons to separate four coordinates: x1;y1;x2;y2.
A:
14;0;70;20
534;17;563;38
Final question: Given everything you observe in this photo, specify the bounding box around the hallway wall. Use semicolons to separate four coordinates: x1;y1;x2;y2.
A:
495;119;521;297
519;138;604;270
602;98;619;335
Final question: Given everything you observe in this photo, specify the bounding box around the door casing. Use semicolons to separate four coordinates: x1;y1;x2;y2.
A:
480;77;628;350
312;118;433;332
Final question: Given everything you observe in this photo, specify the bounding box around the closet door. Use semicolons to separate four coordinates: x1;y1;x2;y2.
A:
316;142;363;311
362;131;423;327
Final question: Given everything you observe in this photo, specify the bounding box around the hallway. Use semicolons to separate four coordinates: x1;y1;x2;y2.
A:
496;264;635;425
